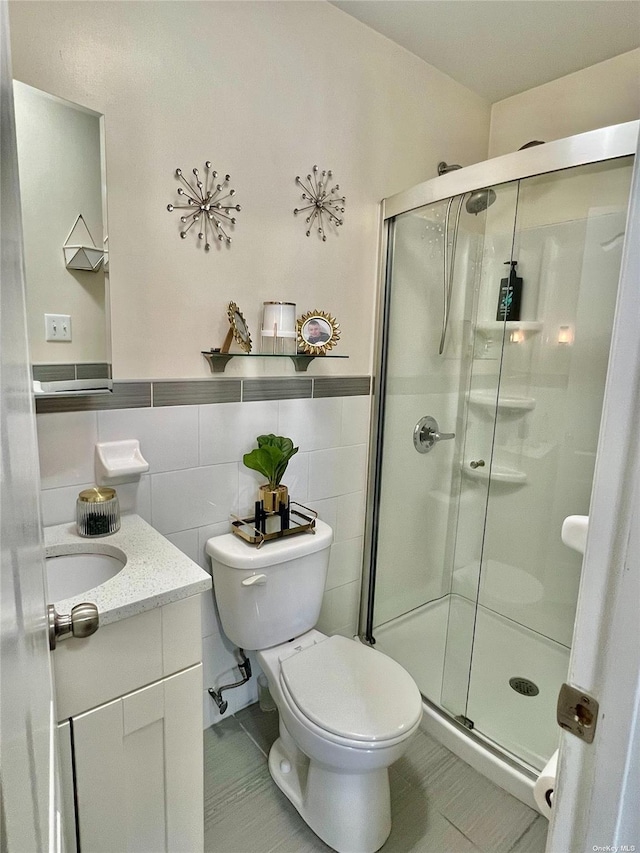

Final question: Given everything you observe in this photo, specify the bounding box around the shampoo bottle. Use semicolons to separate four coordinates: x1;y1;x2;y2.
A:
496;260;523;322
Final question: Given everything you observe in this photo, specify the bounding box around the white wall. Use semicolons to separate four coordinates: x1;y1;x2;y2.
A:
9;0;490;381
489;48;640;157
10;0;491;728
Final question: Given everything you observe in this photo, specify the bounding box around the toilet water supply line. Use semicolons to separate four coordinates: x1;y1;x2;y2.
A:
208;648;252;714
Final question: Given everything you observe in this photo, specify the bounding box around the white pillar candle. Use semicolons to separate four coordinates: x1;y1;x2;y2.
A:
262;302;296;336
261;302;297;353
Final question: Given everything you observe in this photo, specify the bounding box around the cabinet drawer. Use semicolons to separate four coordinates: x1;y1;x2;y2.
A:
54;595;201;720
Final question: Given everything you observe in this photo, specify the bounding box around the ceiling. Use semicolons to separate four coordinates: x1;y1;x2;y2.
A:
329;1;640;102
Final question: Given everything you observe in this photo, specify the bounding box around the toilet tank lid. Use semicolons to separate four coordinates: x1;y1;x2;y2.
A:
206;519;333;569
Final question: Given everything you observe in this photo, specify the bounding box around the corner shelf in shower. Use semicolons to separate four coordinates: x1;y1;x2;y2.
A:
467;390;536;411
462;463;527;485
475;321;543;339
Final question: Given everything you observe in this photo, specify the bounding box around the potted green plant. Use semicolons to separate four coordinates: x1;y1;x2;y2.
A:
242;434;299;512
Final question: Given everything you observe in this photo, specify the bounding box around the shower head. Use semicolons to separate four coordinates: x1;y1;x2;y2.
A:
437;161;462;176
465;188;497;216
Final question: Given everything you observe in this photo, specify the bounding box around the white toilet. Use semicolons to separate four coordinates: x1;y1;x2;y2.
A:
206;520;422;853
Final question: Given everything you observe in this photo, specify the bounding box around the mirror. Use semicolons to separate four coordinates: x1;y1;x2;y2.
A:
13;81;112;394
223;302;252;353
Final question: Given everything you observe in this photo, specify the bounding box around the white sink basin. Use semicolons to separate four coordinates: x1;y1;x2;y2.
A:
46;545;127;601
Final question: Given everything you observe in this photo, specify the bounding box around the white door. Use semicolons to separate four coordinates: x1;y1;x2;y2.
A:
547;141;640;849
0;5;62;849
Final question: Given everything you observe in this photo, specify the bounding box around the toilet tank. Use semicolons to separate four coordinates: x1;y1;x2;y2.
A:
206;520;333;650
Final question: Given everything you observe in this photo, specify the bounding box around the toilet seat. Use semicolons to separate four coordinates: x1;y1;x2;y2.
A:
279;635;422;745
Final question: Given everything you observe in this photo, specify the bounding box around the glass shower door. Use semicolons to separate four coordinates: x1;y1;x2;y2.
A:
370;197;472;699
369;155;633;772
370;183;519;717
439;180;521;723
460;157;634;770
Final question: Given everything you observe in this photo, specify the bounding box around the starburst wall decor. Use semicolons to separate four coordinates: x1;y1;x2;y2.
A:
294;166;346;241
167;162;241;250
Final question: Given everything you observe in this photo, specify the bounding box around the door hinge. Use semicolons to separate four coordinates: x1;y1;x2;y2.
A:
557;683;599;743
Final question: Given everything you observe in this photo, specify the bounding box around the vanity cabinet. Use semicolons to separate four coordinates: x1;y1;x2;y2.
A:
54;595;204;852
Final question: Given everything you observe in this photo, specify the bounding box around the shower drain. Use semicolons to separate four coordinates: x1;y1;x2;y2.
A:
509;677;539;697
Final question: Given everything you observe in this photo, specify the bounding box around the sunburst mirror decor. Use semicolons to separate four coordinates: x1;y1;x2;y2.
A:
297;310;340;355
222;302;252;353
167;162;240;250
294;166;345;242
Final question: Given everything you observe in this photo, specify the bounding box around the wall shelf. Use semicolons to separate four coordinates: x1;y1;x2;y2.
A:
476;321;543;339
202;351;349;374
462;463;527;485
468;390;536;411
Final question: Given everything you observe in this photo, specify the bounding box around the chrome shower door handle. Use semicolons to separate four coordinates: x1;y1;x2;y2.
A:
413;416;456;454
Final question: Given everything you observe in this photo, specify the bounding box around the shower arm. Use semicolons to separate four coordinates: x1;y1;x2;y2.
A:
439;194;465;355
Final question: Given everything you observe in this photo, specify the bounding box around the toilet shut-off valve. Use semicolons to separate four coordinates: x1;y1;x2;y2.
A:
208;647;252;714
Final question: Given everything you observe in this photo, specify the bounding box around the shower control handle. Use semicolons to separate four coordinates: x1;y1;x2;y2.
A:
413;416;455;454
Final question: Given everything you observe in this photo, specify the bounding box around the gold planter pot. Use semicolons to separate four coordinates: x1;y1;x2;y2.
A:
259;484;288;513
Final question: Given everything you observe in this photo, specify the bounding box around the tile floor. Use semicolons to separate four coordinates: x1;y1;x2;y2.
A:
204;703;548;853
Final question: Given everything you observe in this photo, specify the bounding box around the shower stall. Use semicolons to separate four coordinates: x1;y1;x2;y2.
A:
362;122;638;802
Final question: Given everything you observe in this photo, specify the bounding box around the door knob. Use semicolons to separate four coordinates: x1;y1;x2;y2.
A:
413;416;455;454
48;602;99;650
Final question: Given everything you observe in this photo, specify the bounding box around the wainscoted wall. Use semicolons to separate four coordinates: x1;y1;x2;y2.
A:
37;376;371;725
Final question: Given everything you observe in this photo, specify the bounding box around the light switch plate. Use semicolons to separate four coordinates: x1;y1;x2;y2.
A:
45;314;72;341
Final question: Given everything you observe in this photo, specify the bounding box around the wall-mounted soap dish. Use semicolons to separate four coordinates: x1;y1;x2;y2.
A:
95;440;149;485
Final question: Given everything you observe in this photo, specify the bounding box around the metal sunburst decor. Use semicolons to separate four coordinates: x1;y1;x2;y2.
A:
167;162;240;250
294;165;346;241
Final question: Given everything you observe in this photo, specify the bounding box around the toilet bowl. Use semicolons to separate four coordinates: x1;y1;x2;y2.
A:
206;521;422;853
258;629;422;853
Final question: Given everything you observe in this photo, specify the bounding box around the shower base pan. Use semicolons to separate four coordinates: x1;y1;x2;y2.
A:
371;595;569;811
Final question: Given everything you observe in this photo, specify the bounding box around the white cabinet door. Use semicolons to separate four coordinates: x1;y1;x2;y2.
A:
57;722;78;853
72;664;203;853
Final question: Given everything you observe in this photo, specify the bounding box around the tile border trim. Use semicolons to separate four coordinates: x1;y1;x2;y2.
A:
35;375;371;413
32;363;112;382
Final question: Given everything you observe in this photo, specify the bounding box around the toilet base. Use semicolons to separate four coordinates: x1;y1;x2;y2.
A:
268;729;391;853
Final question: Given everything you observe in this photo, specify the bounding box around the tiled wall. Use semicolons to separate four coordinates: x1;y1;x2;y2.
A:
36;377;371;725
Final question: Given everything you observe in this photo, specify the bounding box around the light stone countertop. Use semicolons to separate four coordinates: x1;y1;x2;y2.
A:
44;514;212;626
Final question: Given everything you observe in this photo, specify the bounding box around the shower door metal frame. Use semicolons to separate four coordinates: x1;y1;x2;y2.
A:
360;119;639;640
384;120;639;219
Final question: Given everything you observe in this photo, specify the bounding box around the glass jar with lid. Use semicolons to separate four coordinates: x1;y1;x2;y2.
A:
76;487;120;537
